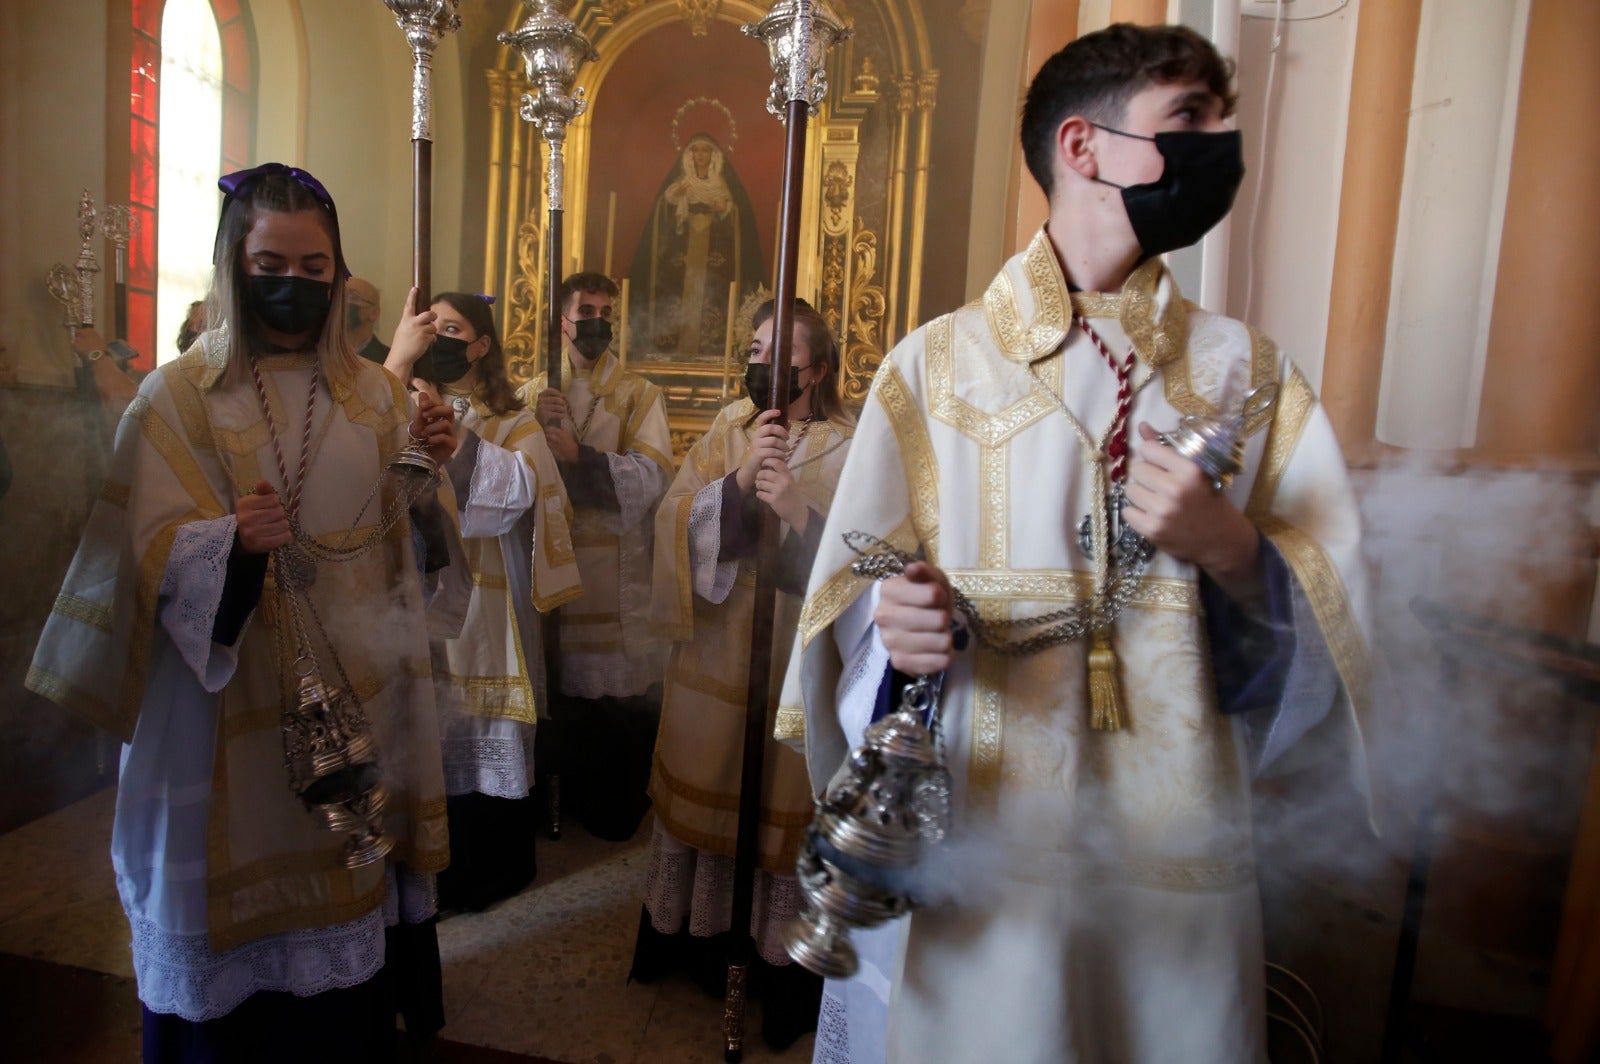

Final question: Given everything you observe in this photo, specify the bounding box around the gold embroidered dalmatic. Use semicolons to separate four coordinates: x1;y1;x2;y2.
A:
28;339;449;953
520;351;674;697
649;397;853;872
781;229;1372;1063
432;393;582;725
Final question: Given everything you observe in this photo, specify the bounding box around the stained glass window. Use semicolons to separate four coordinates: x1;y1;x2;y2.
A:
156;0;224;366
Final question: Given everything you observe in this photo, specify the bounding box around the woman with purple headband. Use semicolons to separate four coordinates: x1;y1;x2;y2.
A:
28;163;460;1061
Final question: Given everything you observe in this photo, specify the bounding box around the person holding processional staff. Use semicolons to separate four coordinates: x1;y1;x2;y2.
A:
636;298;853;1051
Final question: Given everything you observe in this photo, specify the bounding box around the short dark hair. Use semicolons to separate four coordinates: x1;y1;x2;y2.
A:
1021;23;1237;196
560;271;619;312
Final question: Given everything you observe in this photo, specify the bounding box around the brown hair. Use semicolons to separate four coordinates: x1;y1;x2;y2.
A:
749;297;855;428
205;171;357;384
433;291;524;417
559;271;620;315
1022;23;1237;196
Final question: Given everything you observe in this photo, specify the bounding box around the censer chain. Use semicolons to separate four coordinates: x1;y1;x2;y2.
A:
843;531;1153;657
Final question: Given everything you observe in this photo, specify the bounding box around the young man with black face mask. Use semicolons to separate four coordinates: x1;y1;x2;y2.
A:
779;23;1370;1063
518;271;675;840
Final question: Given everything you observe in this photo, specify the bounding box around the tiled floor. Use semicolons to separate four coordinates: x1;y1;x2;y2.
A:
0;788;814;1064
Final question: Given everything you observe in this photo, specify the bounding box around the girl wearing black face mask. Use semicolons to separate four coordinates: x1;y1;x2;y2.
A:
631;299;854;1049
387;289;584;913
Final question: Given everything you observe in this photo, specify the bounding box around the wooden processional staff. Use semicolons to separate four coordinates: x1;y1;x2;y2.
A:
724;4;852;1061
382;0;462;317
500;0;598;828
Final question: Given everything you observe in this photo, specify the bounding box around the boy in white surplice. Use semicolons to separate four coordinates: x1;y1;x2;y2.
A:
782;24;1371;1064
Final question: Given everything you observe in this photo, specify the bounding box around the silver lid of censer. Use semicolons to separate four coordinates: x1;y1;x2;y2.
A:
283;667;394;869
783;677;951;980
1158;381;1280;491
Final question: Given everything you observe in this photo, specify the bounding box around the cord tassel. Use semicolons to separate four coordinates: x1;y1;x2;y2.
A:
1088;627;1125;731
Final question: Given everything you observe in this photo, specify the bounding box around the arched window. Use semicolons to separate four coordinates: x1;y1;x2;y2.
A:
156;0;223;365
127;0;253;369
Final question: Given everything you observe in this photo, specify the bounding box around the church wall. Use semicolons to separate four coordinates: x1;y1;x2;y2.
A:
0;0;120;832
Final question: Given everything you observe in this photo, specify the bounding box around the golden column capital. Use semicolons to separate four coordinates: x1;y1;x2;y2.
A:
916;70;939;110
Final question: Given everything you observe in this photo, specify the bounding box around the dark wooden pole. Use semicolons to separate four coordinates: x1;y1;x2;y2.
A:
412;139;433;309
723;95;810;1064
545;205;564;391
541;193;566;831
112;248;128;343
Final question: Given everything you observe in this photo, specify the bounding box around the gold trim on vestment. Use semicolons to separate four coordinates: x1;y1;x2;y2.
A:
774;704;805;741
967;601;1009;817
941;570;1201;613
798;516;918;649
979;444;1006;568
472;572;509;590
929;315;1058;446
24;665;115;729
51;592;112;633
1258;516;1373;727
1246;366;1315;518
651;752;814;826
563;610;621;625
875;362;940;558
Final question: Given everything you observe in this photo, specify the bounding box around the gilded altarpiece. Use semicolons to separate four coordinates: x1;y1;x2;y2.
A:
479;0;938;458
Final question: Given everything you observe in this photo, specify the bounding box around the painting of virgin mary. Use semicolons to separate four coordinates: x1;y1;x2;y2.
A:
628;132;765;359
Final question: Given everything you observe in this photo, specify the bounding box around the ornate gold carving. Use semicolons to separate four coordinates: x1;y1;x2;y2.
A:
502;210;545;386
677;0;721;36
823;160;852;229
894;72;917;113
853;55;880;96
842;219;887;404
670;428;704;461
916;69;939;110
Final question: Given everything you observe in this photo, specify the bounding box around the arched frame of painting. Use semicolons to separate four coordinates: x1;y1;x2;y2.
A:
481;0;937;457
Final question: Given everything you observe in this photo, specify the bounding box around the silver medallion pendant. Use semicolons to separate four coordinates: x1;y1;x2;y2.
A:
1077;484;1150;562
279;544;318;591
451;395;470;420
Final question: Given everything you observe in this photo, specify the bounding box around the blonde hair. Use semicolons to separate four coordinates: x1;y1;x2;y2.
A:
206;171;358;386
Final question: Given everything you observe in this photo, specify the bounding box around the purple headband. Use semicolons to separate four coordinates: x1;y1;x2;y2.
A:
474;293;497;305
213;162;349;275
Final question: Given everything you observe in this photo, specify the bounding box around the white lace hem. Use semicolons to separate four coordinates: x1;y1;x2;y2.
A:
130;909;387;1022
688;477;739;605
159;515;243;692
440;733;533;799
642;823;797;967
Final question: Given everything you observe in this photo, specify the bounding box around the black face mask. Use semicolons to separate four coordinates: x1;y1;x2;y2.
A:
413;335;474;384
245;275;332;338
744;362;805;408
346;305;367;332
1091;127;1246;256
571;318;612;360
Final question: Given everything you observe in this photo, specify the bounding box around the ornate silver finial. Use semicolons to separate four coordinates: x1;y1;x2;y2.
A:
742;0;852;117
71;190;100;329
499;1;599;212
382;0;462;142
